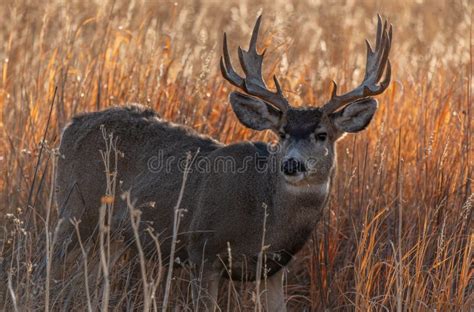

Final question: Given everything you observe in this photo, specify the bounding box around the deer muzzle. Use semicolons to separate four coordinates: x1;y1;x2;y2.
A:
282;157;307;176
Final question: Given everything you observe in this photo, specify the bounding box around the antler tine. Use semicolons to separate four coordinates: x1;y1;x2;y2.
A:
375;14;383;53
220;33;244;88
220;15;289;113
248;14;263;57
322;15;392;114
238;15;266;87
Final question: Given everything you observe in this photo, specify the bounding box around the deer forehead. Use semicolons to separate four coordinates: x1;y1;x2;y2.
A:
283;108;324;137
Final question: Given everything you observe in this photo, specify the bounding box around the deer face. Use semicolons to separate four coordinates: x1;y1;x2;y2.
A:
278;103;377;184
221;15;391;186
229;93;377;185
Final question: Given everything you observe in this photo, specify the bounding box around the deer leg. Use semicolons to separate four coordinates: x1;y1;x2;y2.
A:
265;269;287;312
191;264;221;312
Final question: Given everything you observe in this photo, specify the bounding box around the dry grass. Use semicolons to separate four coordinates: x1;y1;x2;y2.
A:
0;0;472;311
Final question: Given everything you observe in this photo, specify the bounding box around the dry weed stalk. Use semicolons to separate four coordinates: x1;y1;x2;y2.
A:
162;151;194;311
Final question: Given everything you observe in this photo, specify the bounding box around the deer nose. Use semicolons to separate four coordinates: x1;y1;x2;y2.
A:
282;158;307;176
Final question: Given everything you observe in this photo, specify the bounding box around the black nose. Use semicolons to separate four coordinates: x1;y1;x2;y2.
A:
282;158;307;176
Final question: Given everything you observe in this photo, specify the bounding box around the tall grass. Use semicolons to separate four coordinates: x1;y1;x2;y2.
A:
0;0;472;310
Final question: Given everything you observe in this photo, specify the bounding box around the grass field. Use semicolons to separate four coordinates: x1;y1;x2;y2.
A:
0;0;472;311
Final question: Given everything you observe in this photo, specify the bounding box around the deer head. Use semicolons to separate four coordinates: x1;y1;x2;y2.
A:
221;15;392;185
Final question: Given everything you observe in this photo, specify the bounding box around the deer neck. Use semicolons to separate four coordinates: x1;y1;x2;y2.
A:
264;167;332;253
274;175;330;223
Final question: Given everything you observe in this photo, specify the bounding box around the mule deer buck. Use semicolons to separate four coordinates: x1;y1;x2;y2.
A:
56;15;392;311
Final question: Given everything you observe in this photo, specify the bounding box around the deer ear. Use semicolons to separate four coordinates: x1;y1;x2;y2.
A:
330;98;378;133
229;92;282;131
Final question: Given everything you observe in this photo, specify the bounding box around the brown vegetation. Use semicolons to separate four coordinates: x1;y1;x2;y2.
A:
0;0;472;310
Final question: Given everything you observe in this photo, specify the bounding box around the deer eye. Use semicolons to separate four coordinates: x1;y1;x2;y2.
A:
316;133;327;141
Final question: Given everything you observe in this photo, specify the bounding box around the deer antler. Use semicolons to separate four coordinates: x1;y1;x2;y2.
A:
220;15;290;114
322;14;392;114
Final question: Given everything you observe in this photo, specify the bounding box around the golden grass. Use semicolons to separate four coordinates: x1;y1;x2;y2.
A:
0;0;472;310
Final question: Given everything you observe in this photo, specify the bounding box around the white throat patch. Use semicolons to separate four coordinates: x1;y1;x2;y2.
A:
284;179;330;196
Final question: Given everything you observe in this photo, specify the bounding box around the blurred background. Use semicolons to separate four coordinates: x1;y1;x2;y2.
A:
0;0;472;311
